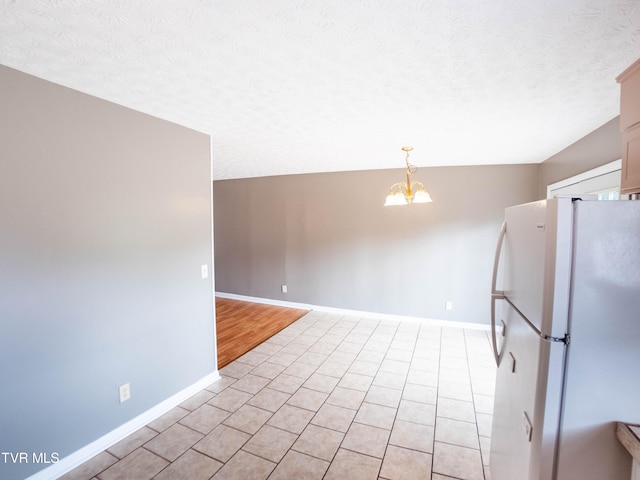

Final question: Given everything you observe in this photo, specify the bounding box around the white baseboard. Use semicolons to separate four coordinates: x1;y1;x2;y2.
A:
216;291;315;310
27;370;221;480
215;292;491;331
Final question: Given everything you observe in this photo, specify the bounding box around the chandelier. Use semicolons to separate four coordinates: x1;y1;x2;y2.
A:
384;147;432;206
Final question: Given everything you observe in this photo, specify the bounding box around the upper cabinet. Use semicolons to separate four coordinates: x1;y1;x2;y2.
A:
617;58;640;195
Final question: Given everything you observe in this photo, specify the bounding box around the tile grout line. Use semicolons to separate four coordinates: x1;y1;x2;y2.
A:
267;312;364;479
318;316;387;479
431;324;443;480
378;320;423;480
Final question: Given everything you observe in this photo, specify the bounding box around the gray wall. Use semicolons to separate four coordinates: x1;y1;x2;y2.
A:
538;117;621;198
214;164;539;325
0;66;215;480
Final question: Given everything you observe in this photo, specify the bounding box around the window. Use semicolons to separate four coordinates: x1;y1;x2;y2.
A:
547;160;621;200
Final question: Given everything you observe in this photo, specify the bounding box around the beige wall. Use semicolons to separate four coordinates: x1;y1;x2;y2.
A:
214;164;539;325
538;117;621;198
0;65;214;480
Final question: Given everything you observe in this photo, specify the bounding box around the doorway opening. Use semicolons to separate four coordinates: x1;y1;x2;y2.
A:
547;159;621;200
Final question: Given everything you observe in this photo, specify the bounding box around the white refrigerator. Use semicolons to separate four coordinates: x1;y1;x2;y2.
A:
490;197;640;480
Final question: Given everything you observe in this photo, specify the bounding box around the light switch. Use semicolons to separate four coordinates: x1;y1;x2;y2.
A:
119;383;131;403
201;264;208;279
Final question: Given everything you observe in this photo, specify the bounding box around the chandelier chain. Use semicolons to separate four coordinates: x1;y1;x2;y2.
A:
404;147;418;174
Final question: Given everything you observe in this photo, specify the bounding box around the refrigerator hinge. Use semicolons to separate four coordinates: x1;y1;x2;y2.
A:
541;332;570;344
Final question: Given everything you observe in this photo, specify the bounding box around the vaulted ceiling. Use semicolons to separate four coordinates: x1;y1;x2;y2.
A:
1;1;639;179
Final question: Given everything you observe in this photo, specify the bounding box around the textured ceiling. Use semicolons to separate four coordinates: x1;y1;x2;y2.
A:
1;1;640;180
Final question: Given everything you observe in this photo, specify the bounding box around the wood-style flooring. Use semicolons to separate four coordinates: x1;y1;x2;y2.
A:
215;297;309;368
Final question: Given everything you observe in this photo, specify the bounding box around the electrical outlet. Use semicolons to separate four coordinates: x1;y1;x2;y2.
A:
281;285;287;293
445;300;453;311
119;383;131;403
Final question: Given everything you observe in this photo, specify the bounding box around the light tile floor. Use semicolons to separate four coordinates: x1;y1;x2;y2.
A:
61;311;496;480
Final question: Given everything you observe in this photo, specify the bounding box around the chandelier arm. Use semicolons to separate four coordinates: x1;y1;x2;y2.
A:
388;182;409;192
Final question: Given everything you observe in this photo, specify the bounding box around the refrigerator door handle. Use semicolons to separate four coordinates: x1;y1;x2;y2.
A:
491;221;507;366
491;220;506;298
491;294;504;366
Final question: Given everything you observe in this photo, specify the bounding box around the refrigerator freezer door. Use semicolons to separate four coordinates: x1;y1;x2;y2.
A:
504;198;574;339
503;200;548;333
